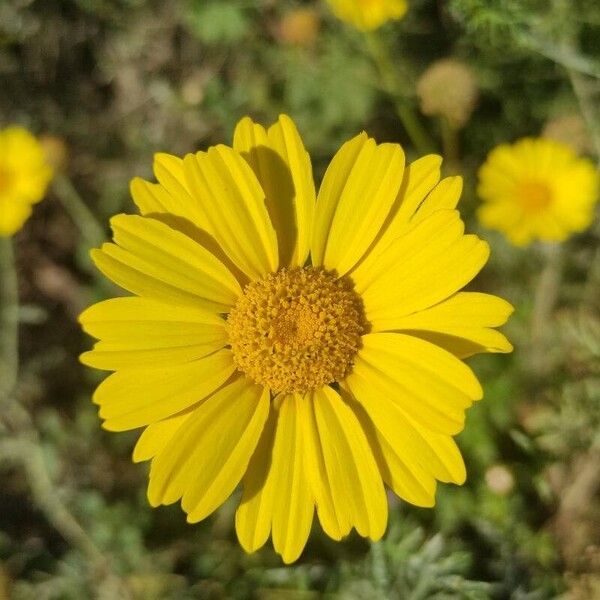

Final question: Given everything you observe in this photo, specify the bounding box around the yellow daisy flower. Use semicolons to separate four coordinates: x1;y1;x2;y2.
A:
0;126;53;236
80;115;513;563
326;0;408;31
477;138;599;246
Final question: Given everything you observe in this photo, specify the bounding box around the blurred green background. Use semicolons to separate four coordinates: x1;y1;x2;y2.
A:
1;0;600;598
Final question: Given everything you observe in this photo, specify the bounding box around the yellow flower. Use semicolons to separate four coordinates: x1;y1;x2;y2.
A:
326;0;408;31
80;115;512;563
0;126;53;236
477;138;599;246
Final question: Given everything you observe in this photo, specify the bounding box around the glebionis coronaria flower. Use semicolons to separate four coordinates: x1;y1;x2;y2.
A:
477;137;599;246
326;0;408;31
0;126;53;236
80;114;513;563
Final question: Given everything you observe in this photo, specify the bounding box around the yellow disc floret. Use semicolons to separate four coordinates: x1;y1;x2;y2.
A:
227;267;368;394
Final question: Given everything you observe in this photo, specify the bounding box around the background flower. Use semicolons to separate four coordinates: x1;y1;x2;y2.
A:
0;127;53;236
325;0;408;31
477;138;599;246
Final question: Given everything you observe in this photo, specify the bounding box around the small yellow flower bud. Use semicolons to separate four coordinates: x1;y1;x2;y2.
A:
417;59;479;129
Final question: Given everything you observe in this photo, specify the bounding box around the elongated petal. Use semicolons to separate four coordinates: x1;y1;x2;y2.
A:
236;394;315;563
298;394;351;540
182;145;278;279
346;369;466;485
354;210;490;325
412;175;463;224
311;133;368;266
91;214;241;312
130;153;210;230
348;155;442;279
80;297;227;370
343;391;436;507
235;407;278;554
380;292;513;354
234;115;316;267
133;410;193;463
347;333;482;436
147;377;269;516
314;137;405;275
313;386;387;540
94;349;236;431
270;394;314;563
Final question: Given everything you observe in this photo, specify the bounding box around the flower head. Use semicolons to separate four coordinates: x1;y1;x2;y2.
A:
80;115;512;563
0;126;53;236
477;138;599;246
326;0;408;31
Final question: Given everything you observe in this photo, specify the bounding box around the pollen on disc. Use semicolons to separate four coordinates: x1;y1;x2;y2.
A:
226;267;368;394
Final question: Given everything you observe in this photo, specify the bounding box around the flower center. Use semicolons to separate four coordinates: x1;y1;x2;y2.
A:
227;267;368;394
517;181;553;212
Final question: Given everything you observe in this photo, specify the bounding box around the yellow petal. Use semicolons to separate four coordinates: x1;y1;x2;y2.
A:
0;199;32;236
348;333;482;436
366;154;442;258
355;210;490;324
344;392;436;507
94;348;236;431
234;115;316;267
412;175;463;224
91;214;241;312
80;297;227;370
313;386;387;540
129;175;209;233
311;132;368;266
298;394;351;540
270;394;314;564
235;407;278;554
147;377;268;519
380;292;514;355
183;145;278;279
235;393;317;562
315;136;405;276
348;154;442;280
346;370;467;485
133;410;193;463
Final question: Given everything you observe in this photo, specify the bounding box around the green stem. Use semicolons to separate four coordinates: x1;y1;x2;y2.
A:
53;173;106;249
0;236;19;403
439;116;461;173
364;32;436;155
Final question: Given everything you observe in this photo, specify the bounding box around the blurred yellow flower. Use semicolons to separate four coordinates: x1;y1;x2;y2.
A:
80;115;512;563
478;138;599;246
277;7;320;45
0;126;53;236
326;0;408;31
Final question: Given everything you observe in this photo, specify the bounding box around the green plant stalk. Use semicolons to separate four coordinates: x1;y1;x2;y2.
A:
53;172;106;249
439;116;461;172
364;32;436;155
0;236;18;403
